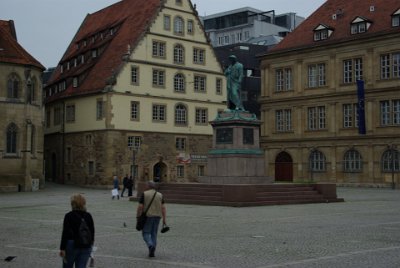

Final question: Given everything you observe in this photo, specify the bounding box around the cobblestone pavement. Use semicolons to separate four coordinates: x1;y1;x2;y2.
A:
1;183;400;268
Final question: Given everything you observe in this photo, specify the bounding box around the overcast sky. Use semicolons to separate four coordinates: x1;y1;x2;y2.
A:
0;0;326;68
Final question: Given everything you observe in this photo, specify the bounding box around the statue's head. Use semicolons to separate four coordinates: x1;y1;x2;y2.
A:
229;55;237;64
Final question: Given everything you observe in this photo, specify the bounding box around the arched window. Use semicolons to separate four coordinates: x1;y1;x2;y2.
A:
382;149;400;172
7;73;20;99
173;44;184;64
6;123;18;154
174;16;184;35
174;74;185;92
175;104;187;125
309;150;326;172
344;149;362;172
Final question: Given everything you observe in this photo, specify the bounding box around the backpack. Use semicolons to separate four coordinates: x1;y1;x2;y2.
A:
76;213;92;247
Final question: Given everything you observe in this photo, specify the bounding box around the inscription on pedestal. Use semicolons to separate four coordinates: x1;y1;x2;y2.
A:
216;128;233;144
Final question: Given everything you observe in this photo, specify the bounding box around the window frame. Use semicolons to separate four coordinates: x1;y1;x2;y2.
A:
175;104;188;126
152;104;166;122
309;150;326;172
195;108;208;125
344;149;363;172
131;101;140;121
275;109;292;132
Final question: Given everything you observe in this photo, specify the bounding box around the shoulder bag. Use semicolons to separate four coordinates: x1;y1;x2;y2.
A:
136;191;157;231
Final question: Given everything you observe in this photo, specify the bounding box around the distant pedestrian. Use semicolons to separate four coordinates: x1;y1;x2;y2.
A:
112;175;120;200
127;175;134;197
136;181;167;258
59;194;95;268
121;174;129;197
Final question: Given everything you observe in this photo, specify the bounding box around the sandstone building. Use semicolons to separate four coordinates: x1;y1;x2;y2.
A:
44;0;226;186
259;0;400;187
0;20;45;191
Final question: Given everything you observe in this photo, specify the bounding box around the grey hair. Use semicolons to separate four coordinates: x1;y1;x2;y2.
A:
147;181;157;189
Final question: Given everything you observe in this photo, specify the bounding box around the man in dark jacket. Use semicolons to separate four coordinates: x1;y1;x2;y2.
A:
121;174;128;197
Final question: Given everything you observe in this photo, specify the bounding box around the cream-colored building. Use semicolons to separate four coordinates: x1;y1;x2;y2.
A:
0;20;45;191
259;0;400;187
44;0;226;186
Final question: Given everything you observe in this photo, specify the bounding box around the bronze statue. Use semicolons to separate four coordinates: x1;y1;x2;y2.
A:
224;55;244;111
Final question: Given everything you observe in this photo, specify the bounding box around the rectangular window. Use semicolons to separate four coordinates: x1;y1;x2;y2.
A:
177;165;184;178
198;165;205;176
275;109;292;132
380;52;400;79
194;75;206;92
275;68;292;92
380;100;400;126
96;100;104;120
308;106;326;130
128;136;141;149
175;137;186;150
164;15;171;30
131;66;139;85
152;69;165;87
216;78;222;95
343;104;359;128
152;104;166;122
131;101;139;121
308;63;326;88
195;108;208;125
152;41;166;58
66;105;75;123
187;20;194;34
193;48;205;64
344;58;363;83
88;161;95;176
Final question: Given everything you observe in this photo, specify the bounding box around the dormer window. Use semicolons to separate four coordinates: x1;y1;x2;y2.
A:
176;0;182;5
72;77;78;88
392;9;400;27
313;24;334;41
350;17;372;34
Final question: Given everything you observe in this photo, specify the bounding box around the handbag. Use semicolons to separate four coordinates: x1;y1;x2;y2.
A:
136;191;157;231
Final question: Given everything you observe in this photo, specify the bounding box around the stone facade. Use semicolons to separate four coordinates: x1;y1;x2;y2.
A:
45;130;212;186
259;1;400;187
0;63;44;191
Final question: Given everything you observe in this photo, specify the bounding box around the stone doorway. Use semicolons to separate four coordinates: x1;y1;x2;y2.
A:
153;162;167;182
275;152;293;182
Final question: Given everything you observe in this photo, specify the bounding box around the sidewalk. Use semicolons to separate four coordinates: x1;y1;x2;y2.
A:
1;183;400;268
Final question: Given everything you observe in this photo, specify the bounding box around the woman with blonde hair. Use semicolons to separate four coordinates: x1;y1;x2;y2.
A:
60;194;95;268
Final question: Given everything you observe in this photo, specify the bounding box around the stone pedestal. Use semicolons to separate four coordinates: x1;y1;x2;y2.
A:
198;110;273;184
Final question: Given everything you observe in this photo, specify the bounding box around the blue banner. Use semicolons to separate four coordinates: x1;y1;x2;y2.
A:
357;80;366;135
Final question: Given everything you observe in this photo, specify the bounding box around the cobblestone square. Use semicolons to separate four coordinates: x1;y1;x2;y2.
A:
1;184;400;268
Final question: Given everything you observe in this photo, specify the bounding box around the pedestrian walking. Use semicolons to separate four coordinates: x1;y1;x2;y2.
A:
136;181;167;258
111;175;120;200
121;174;128;197
127;175;134;197
59;194;95;268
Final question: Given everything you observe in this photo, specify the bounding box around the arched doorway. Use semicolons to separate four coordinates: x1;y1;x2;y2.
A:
153;162;167;182
275;152;293;182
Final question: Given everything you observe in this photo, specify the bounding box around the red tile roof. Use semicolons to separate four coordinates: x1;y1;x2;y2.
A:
268;0;400;54
46;0;164;102
0;20;45;70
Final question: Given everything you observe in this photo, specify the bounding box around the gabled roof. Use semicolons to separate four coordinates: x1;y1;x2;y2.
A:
267;0;400;54
46;0;163;101
0;20;45;70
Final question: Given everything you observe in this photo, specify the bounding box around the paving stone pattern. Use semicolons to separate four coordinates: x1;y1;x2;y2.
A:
1;184;400;268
